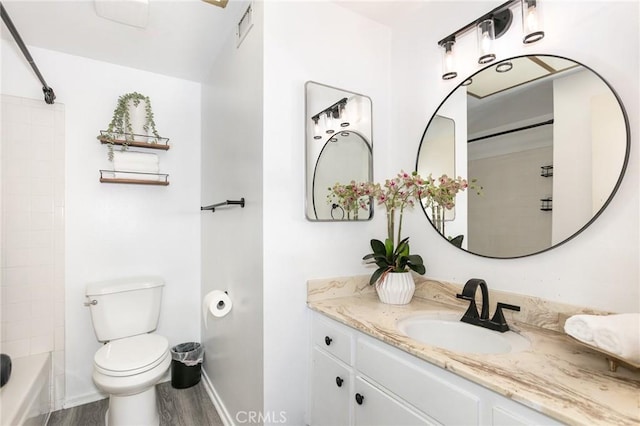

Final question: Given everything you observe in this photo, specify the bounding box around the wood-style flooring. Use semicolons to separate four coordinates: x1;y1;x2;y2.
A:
47;381;223;426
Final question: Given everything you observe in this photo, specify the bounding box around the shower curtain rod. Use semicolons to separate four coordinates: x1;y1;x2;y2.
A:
0;2;56;104
468;119;554;143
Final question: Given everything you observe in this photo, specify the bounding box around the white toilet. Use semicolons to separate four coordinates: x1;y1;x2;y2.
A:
86;276;171;426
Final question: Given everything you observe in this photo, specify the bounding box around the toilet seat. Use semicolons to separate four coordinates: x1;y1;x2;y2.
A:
94;334;169;377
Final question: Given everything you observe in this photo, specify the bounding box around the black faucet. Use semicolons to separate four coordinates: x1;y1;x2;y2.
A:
455;278;521;333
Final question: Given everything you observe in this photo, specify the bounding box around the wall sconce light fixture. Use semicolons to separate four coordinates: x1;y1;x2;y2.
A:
522;0;544;44
477;19;497;64
438;0;545;80
312;116;322;139
440;38;458;80
311;98;349;138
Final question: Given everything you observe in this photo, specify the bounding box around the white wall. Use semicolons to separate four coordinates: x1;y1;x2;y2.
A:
262;2;392;423
553;69;626;244
468;145;553;257
1;40;202;406
200;1;263;422
391;1;638;312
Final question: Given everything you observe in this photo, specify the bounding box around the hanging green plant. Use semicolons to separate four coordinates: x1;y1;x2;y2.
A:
97;92;162;161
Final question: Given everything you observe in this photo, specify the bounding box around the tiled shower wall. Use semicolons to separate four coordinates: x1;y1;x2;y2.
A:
1;95;65;409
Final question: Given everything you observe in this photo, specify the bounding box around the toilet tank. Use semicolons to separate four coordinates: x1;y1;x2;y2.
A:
86;276;164;342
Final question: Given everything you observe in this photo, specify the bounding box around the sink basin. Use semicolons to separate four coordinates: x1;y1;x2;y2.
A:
396;312;530;354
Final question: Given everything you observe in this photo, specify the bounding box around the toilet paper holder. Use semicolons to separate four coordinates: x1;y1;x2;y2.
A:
217;291;229;309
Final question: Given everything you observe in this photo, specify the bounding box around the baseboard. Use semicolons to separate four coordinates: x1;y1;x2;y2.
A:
63;391;106;409
201;370;235;426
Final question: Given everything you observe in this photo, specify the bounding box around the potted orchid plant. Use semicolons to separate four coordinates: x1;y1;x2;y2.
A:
340;171;472;304
361;171;428;304
422;174;477;236
326;181;374;220
328;170;474;304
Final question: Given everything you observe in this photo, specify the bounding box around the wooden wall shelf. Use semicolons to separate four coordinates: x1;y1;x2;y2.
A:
99;170;169;186
98;131;170;150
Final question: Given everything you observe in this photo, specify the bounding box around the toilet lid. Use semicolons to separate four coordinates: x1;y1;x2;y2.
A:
94;334;169;375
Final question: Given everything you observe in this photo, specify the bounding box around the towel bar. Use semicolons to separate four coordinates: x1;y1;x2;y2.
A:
201;198;245;212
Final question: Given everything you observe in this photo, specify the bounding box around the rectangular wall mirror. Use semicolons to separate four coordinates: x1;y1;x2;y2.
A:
304;81;373;221
418;114;456;223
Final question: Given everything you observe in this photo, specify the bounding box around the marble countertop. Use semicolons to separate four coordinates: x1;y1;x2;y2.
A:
307;277;640;426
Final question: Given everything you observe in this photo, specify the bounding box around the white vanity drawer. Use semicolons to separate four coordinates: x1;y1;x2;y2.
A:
312;316;353;364
353;377;436;426
356;337;480;425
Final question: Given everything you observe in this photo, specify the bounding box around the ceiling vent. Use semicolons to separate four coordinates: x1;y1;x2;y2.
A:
94;0;149;29
236;4;253;47
202;0;229;8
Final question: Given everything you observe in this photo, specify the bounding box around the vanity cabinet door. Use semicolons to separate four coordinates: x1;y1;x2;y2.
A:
353;377;437;426
310;347;352;426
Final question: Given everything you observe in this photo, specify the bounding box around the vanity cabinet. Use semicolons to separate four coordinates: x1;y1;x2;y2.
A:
309;313;561;426
310;316;434;426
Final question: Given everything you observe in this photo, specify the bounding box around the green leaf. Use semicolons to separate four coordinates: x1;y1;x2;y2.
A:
370;239;386;256
449;235;464;248
384;238;394;259
365;254;389;264
407;254;423;265
395;254;407;269
375;260;391;268
394;237;410;257
369;267;386;286
408;263;426;275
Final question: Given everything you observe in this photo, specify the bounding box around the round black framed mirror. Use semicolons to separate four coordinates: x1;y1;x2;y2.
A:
416;54;630;258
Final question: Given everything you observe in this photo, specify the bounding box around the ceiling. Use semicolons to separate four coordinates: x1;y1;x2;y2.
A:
1;1;500;83
1;0;246;82
467;56;578;99
332;0;425;26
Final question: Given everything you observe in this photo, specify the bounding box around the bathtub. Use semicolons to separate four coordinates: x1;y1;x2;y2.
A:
0;353;51;426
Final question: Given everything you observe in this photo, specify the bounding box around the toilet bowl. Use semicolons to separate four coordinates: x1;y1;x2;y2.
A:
93;334;170;426
85;276;168;426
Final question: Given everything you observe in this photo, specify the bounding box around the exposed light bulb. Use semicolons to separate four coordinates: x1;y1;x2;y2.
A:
481;32;491;52
526;7;538;31
445;50;454;70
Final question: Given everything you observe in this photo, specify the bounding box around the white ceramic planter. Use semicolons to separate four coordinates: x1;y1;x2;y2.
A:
376;271;415;305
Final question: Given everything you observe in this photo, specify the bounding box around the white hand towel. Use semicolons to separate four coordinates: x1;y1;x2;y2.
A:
593;314;640;363
112;151;159;164
114;172;161;182
564;314;601;343
113;160;159;173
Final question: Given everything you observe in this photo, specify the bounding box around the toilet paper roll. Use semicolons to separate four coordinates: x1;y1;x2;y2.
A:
202;290;233;329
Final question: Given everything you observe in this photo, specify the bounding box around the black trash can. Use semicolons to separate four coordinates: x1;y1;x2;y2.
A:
170;342;203;389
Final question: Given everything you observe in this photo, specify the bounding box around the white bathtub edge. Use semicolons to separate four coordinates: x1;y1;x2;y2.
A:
0;352;51;426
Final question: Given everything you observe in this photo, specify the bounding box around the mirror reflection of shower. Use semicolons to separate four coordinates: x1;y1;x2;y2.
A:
305;82;373;221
